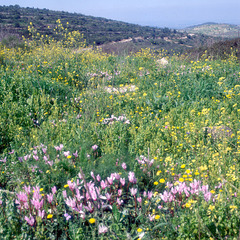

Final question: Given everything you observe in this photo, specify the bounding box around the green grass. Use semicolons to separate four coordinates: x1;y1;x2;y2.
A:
0;27;240;239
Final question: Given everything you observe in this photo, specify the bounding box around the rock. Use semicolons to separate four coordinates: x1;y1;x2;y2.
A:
157;57;168;66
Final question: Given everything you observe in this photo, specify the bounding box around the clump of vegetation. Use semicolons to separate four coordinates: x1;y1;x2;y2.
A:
0;20;240;239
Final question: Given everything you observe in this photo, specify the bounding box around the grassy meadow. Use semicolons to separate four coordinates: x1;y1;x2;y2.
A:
0;22;240;239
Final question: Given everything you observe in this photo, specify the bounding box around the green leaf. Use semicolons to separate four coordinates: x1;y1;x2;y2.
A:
152;223;167;231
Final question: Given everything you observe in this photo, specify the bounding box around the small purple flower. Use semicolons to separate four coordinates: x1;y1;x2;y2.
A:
64;213;71;220
9;150;14;155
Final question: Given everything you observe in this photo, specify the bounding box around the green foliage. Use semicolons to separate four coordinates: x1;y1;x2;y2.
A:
0;25;240;239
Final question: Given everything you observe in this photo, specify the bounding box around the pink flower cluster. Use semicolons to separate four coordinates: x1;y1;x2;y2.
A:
16;185;57;226
159;179;220;205
62;171;138;219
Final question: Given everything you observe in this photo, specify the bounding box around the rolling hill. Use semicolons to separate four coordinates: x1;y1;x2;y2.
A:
0;5;215;53
181;22;240;39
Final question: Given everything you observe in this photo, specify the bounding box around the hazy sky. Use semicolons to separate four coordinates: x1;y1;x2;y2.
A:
1;0;240;28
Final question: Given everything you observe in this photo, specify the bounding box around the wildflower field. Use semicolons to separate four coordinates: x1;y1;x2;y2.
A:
0;23;240;239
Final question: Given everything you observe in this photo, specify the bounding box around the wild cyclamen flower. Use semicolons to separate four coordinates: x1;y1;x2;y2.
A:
0;157;7;163
47;193;54;203
117;198;123;205
113;173;120;180
65;197;76;209
51;186;57;194
98;224;108;234
130;188;137;196
24;185;31;195
147;191;153;199
63;151;70;157
62;190;67;199
128;172;137;184
73;151;78;157
105;193;112;201
54;144;63;151
89;187;97;201
16;192;28;204
42;147;47;154
33;155;39;161
121;162;127;170
38;210;45;219
120;178;125;186
118;189;123;196
24;154;31;161
96;174;101;182
149;215;155;222
67;181;76;191
25;215;35;226
92;145;98;151
31;199;44;210
107;176;114;185
91;171;95;180
9;150;14;154
100;180;107;189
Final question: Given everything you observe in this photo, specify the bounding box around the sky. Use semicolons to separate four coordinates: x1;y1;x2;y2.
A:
1;0;240;29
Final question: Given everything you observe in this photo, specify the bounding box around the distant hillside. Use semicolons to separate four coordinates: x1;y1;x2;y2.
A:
0;5;215;53
181;23;240;39
184;38;240;61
